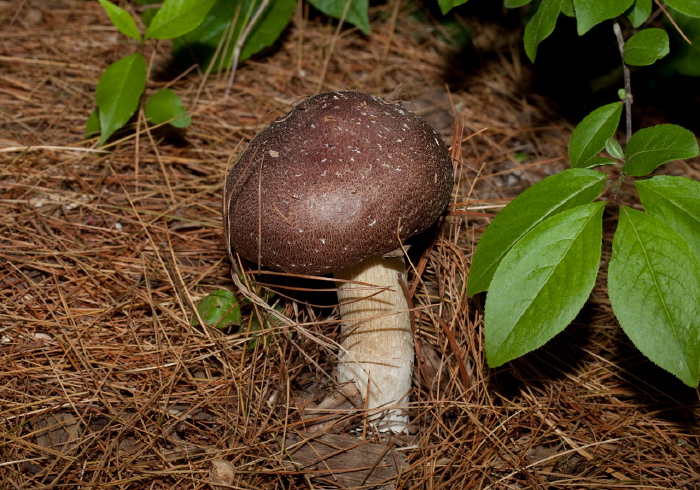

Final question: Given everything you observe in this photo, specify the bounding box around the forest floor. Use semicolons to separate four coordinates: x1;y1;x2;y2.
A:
1;1;699;489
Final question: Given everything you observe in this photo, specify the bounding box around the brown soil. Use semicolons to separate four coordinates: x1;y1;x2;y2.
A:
1;1;699;489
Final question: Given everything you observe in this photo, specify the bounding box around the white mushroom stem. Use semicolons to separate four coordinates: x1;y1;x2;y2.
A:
333;254;413;432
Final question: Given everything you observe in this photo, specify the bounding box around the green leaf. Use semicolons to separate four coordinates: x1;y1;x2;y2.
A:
172;0;296;72
626;0;652;27
96;53;147;145
145;0;217;39
85;108;100;138
668;9;700;44
523;0;564;62
97;0;142;41
623;124;699;176
605;137;624;160
668;9;700;76
561;0;575;17
504;0;531;8
609;207;700;387
145;88;192;128
193;289;243;328
623;28;670;66
569;102;623;168
438;0;470;13
636;175;700;260
141;7;158;27
468;168;606;296
307;0;370;35
484;202;605;367
676;44;700;77
580;156;617;168
241;0;297;60
573;0;634;35
666;0;700;17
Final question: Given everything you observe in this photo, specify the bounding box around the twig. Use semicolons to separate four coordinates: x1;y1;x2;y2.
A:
224;0;271;98
0;146;108;154
653;0;692;44
613;22;633;143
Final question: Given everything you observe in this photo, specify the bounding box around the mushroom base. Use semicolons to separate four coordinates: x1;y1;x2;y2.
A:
334;255;413;432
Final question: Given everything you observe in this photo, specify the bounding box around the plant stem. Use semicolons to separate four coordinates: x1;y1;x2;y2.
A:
613;173;625;200
613;22;633;143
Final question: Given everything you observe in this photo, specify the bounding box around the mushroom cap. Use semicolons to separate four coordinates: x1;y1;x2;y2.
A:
223;91;454;276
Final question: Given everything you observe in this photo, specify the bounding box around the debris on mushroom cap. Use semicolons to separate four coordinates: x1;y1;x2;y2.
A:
223;91;454;276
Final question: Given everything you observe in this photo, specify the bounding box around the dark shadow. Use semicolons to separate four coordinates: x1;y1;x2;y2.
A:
488;307;598;400
144;124;191;148
485;305;699;429
433;0;526;91
612;329;699;429
432;1;700;134
227;222;445;327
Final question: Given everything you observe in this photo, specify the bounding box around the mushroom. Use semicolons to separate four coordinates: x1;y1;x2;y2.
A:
223;91;453;432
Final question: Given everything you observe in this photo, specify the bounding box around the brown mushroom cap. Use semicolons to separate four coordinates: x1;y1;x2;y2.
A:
223;91;454;276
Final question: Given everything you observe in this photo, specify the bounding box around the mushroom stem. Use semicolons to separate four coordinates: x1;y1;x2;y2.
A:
333;255;413;432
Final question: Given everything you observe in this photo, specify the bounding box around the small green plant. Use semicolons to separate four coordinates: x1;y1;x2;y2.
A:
193;289;244;330
88;0;201;143
457;1;700;386
89;0;370;144
194;286;283;349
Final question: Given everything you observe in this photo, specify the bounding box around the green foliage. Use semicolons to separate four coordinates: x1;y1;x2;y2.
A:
484;202;605;367
609;207;700;387
505;0;532;8
560;0;575;18
568;102;622;168
193;287;283;349
501;0;692;67
96;53;147;144
194;289;243;329
145;88;192;128
241;0;297;58
636;176;700;259
622;28;669;66
668;9;700;76
308;0;370;34
438;0;470;15
92;0;196;144
171;0;296;72
626;0;652;28
573;0;633;35
145;0;216;39
436;0;700;386
471;106;700;384
467;169;607;296
623;125;699;176
523;0;564;62
665;0;700;17
85;108;101;138
605;137;625;160
97;0;141;41
91;0;373;142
